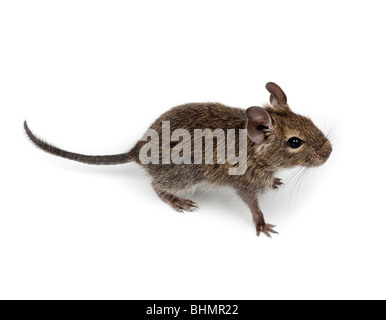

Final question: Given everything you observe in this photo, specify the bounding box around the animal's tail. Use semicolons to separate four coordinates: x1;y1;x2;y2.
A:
24;121;134;165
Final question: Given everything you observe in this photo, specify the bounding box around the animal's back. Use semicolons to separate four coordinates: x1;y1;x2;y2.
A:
151;102;246;132
129;102;247;163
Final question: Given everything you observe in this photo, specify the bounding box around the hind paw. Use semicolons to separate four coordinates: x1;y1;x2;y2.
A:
170;197;199;213
154;187;199;213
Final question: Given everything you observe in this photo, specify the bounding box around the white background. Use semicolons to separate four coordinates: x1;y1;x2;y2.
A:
0;0;385;300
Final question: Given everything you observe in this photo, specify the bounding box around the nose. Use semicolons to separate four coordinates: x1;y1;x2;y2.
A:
317;140;332;161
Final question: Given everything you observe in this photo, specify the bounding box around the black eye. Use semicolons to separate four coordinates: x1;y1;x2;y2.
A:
287;137;303;149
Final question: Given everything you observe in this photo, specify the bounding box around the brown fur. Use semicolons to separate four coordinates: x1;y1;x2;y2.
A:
128;83;332;236
25;82;332;237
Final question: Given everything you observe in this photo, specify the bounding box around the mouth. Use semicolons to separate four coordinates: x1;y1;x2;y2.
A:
314;156;329;166
314;142;332;166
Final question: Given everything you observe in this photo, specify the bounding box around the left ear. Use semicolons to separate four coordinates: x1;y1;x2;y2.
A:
246;106;273;144
266;82;289;109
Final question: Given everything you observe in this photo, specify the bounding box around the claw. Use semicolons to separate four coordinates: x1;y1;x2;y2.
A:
256;223;278;237
272;178;283;189
170;197;199;213
264;230;272;238
154;186;199;213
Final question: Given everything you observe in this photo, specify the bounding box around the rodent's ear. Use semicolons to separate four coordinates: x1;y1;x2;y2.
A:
246;106;272;145
266;82;288;108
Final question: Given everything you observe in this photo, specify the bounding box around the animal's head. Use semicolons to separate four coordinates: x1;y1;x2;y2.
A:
246;82;332;168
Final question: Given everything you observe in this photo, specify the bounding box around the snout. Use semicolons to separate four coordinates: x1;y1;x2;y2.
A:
315;140;332;165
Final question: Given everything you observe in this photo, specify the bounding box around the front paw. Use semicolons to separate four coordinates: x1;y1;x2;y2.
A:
256;223;278;238
272;178;283;189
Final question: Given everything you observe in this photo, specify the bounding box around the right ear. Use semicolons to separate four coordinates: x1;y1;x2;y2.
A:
266;82;288;109
246;106;273;144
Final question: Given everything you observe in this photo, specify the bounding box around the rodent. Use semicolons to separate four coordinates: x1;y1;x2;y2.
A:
24;82;332;237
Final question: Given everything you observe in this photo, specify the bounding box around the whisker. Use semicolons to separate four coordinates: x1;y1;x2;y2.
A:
322;118;330;135
296;167;312;195
299;167;317;197
284;167;303;185
291;167;307;199
325;119;338;142
288;167;306;203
